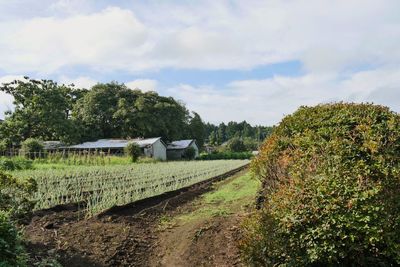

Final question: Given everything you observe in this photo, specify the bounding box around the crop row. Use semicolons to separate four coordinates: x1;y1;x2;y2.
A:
16;160;249;216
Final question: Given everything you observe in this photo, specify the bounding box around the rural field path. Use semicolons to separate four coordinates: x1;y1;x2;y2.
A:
24;168;258;267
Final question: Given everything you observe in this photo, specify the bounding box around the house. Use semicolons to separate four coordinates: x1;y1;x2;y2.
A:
167;139;199;160
67;137;167;160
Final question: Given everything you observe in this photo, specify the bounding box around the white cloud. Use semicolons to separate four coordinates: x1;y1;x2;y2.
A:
169;68;400;125
0;1;399;73
126;79;158;92
0;1;400;124
0;7;149;74
59;76;97;89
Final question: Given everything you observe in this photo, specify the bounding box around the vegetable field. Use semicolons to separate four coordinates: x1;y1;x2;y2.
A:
16;160;249;216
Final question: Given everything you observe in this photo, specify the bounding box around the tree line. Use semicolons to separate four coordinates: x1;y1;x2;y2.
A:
205;121;272;150
0;77;271;150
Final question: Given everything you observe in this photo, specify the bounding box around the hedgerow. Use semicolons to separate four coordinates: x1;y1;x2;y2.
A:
240;103;400;266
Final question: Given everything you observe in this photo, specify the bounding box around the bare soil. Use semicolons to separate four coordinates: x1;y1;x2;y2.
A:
24;168;250;267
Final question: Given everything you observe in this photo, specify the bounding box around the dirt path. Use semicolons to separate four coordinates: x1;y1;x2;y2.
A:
24;168;258;267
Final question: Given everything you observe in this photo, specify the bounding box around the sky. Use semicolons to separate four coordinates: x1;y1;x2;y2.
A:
0;0;400;125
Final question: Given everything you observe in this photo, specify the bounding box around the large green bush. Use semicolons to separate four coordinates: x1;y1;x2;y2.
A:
241;103;400;266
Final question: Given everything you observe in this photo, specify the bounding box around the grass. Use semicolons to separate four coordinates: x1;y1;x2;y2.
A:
175;172;260;223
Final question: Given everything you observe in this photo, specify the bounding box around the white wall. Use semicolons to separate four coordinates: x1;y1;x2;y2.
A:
152;139;167;160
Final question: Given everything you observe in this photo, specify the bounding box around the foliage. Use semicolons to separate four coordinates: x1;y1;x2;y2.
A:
183;147;196;160
0;77;84;145
0;211;27;267
243;137;259;151
242;103;400;266
197;151;252;160
188;112;206;148
16;160;249;216
124;142;142;162
0;171;36;267
0;140;7;155
0;171;37;220
0;157;33;171
227;137;246;152
72;82;191;141
20;138;44;159
206;121;272;146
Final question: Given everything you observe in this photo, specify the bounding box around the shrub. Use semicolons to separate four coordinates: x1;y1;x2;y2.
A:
0;171;37;220
0;157;33;171
124;142;141;162
0;171;35;267
0;211;27;267
20;138;44;159
241;103;400;266
183;147;196;160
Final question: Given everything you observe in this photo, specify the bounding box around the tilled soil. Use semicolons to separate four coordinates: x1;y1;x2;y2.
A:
24;167;248;267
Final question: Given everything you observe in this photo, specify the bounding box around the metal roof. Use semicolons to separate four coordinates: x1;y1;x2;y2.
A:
67;137;162;149
167;139;196;150
43;141;63;150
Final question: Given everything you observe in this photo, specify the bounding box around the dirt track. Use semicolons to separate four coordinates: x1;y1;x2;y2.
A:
24;167;250;267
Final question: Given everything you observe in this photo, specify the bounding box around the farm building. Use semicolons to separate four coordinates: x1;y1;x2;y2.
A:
43;141;64;151
167;139;199;160
67;137;167;160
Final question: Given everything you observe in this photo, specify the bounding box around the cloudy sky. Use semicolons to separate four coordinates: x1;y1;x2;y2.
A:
0;0;399;125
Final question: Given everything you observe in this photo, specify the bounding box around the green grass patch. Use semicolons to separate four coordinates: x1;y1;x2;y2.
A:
175;172;260;223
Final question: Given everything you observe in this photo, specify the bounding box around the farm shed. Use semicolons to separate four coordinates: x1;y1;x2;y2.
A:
167;139;199;160
43;141;64;151
67;137;167;160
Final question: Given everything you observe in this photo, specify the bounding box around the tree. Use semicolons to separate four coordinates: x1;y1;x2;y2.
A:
243;137;258;151
72;82;137;140
188;112;206;148
73;83;190;142
0;77;82;144
124;142;142;162
227;137;246;152
217;123;227;144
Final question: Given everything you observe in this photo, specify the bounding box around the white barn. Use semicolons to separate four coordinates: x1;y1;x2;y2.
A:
67;137;167;160
167;139;199;160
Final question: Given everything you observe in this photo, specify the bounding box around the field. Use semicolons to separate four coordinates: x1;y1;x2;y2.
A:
24;168;257;266
15;160;249;216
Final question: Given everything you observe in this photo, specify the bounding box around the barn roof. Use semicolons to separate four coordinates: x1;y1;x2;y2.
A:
43;141;64;150
167;139;196;150
68;137;162;149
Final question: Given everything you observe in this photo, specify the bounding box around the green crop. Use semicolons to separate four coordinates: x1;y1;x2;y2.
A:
15;160;249;216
